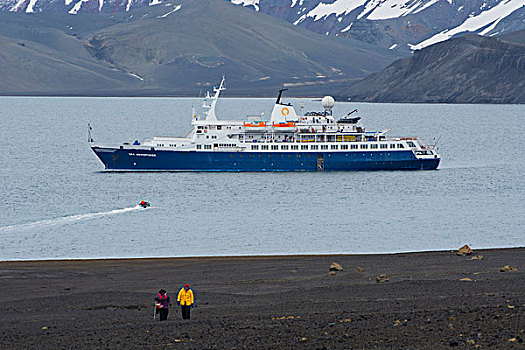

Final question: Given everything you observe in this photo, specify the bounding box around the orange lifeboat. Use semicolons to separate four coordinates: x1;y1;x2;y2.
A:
272;122;296;132
244;121;267;132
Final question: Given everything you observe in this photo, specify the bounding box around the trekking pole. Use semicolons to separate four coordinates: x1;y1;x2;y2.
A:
153;304;156;320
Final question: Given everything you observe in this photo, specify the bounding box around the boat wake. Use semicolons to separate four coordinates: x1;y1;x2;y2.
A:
0;205;145;232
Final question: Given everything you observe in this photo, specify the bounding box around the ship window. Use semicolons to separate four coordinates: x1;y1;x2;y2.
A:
311;145;318;150
281;145;289;150
380;144;387;149
197;145;202;149
296;154;301;158
371;144;378;149
341;145;348;150
360;144;368;149
291;145;299;150
301;145;308;150
204;145;211;150
321;145;328;150
390;144;395;149
250;155;254;158
397;143;404;149
272;145;279;150
331;145;338;150
351;144;358;150
407;141;415;147
217;126;222;130
261;145;269;150
268;154;273;158
251;145;259;150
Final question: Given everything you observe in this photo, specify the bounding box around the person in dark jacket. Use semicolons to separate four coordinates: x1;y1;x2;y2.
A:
154;289;171;321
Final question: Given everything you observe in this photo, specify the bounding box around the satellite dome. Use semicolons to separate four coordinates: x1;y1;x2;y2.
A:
322;96;335;109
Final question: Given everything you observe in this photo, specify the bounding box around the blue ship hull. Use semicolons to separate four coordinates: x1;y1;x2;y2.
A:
92;147;440;171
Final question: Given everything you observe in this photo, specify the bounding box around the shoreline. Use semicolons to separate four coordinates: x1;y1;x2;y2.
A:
1;247;523;348
1;246;523;263
0;95;523;105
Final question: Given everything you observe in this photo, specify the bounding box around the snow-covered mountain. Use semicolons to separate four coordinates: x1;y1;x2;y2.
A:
231;0;525;52
1;0;523;52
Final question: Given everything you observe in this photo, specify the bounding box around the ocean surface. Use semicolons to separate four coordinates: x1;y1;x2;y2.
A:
0;97;523;261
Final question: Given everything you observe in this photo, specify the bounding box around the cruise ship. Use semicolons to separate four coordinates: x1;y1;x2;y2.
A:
90;78;440;171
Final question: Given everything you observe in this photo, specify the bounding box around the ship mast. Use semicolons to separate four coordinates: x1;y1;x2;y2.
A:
203;76;225;122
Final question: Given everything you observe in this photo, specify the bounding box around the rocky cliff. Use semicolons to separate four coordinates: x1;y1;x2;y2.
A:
341;34;525;104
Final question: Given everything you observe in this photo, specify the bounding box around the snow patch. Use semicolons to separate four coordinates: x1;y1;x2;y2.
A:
389;43;398;49
10;0;27;12
231;0;260;11
65;0;73;6
128;72;144;81
26;0;38;12
126;0;132;11
341;22;353;32
149;0;162;6
457;5;463;12
294;14;307;25
98;0;103;11
69;0;89;14
259;76;270;81
307;0;368;21
410;0;525;50
364;0;441;20
157;4;181;18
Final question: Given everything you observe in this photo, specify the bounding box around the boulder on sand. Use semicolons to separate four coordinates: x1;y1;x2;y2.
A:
376;274;389;283
329;262;343;271
469;255;484;261
500;265;518;272
457;245;473;256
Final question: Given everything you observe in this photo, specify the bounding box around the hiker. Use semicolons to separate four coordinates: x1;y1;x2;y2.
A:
154;289;171;321
177;283;195;320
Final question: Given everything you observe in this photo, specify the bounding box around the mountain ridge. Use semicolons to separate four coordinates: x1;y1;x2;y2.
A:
340;34;525;104
2;0;523;54
0;0;401;96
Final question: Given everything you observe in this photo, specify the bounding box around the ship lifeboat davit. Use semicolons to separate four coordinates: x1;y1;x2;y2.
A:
244;121;267;132
139;200;150;208
272;122;296;132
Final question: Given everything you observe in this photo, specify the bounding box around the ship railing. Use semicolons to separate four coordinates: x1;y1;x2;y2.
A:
238;133;371;143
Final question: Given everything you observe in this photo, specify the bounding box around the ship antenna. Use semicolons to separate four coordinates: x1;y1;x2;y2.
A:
88;123;94;143
276;88;288;105
432;135;442;149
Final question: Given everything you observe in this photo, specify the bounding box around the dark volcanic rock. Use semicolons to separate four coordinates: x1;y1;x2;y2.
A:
341;34;525;104
0;248;523;349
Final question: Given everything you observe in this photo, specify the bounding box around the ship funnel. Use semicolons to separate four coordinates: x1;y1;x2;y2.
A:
270;103;298;123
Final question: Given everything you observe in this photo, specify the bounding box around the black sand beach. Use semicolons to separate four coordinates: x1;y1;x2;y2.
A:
1;248;523;349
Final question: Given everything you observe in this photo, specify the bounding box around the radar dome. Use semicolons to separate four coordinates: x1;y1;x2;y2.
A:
322;96;335;109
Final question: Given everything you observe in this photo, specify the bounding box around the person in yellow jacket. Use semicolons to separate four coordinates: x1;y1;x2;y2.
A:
177;283;195;320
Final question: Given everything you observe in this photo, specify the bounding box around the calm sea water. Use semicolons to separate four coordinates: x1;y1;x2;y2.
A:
0;97;523;260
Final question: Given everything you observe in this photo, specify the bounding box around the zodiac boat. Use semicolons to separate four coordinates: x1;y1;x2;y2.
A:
91;78;440;171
